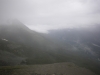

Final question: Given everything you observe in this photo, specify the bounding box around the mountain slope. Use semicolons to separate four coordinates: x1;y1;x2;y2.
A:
0;20;100;74
0;20;72;65
48;25;100;59
48;25;100;75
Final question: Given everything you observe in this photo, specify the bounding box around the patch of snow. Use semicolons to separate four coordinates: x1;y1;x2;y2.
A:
2;38;8;41
72;46;78;51
98;58;100;61
92;43;100;47
84;46;96;55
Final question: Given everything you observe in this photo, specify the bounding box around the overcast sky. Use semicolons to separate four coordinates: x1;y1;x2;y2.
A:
0;0;100;33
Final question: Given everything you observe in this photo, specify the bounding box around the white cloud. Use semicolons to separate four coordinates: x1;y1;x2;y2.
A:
0;0;100;33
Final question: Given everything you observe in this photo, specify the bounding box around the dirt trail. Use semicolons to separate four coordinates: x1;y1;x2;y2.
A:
0;62;97;75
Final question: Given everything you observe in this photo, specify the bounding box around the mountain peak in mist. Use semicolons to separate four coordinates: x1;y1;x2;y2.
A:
12;19;23;25
12;19;25;27
9;19;30;31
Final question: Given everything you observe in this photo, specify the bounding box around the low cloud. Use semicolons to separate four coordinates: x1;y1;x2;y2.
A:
0;0;100;33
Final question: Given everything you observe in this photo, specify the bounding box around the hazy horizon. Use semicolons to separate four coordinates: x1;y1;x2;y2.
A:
0;0;100;33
